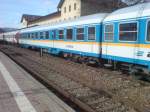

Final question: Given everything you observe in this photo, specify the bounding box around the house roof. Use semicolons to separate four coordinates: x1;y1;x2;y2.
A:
57;0;121;8
21;14;42;22
29;11;61;23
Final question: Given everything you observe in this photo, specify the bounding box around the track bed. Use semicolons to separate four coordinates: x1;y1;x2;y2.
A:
0;44;150;112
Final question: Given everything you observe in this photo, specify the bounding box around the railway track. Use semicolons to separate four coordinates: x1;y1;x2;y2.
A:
0;44;150;112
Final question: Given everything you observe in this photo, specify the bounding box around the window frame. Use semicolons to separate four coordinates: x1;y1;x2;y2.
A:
40;32;44;39
66;28;73;40
35;32;39;39
58;29;64;40
45;31;49;40
104;23;114;41
76;26;85;41
87;25;96;41
146;19;150;42
22;33;25;39
31;33;35;39
21;34;23;39
28;33;31;39
118;21;138;42
51;30;56;40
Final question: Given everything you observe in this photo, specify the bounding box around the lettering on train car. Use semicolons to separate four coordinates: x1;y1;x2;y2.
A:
66;45;74;48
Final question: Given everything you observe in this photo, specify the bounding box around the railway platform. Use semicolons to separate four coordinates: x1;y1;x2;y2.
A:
0;52;76;112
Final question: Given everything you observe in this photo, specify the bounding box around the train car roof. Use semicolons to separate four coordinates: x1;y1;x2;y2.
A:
21;13;108;33
104;2;150;22
2;30;19;35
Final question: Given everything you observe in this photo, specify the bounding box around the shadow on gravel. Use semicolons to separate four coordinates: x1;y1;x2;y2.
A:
10;53;23;57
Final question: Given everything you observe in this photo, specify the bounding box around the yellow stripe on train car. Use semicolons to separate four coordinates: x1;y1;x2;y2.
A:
31;40;150;48
31;40;100;45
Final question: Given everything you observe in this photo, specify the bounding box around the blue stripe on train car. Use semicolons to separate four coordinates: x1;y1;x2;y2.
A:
102;54;150;68
20;43;150;69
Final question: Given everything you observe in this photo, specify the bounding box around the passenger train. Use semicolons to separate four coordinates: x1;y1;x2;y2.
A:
1;3;150;78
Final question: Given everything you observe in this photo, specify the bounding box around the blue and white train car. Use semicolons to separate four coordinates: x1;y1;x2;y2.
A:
102;2;150;73
20;13;108;58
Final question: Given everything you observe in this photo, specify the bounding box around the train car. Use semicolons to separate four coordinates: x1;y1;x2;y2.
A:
0;33;4;41
20;13;108;62
0;30;19;44
102;2;150;76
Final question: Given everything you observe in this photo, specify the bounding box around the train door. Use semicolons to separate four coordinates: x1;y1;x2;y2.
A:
87;25;98;56
134;21;141;65
133;4;145;65
134;4;146;65
103;23;114;60
146;20;150;68
136;20;150;66
118;21;139;66
51;30;56;48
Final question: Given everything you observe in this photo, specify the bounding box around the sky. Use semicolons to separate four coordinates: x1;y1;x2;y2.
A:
0;0;60;28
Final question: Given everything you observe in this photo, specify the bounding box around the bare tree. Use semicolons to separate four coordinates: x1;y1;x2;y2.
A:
121;0;147;5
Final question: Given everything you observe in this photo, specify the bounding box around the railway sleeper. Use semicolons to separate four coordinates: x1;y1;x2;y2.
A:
94;100;127;112
61;83;83;91
86;97;110;105
68;87;95;98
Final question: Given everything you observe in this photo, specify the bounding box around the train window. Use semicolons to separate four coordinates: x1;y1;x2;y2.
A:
67;29;73;40
58;30;64;39
119;22;137;41
40;32;44;39
28;33;30;39
21;34;24;38
21;34;23;39
52;30;56;39
31;33;34;39
77;27;84;40
45;31;49;39
23;34;26;39
30;33;32;39
104;24;114;41
21;34;24;39
88;27;96;40
24;34;27;39
147;21;150;41
35;32;38;39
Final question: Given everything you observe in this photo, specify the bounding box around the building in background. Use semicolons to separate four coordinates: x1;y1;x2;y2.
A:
21;0;126;28
21;14;42;27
